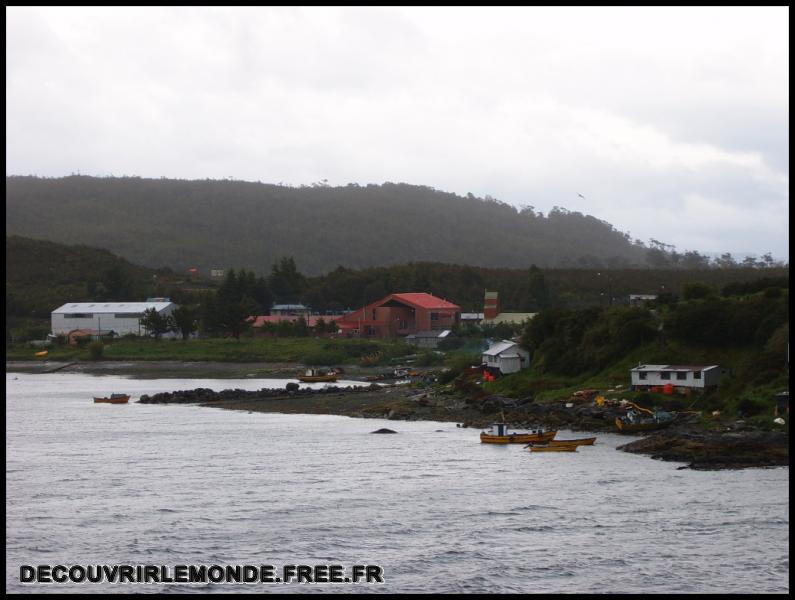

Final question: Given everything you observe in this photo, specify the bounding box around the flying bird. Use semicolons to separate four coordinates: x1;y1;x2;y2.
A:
578;193;585;199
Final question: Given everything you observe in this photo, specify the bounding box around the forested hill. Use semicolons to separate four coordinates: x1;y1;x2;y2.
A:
6;175;652;276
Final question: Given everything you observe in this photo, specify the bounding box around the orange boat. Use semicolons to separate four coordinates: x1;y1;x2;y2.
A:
480;423;557;444
94;394;130;404
548;437;596;447
527;444;577;453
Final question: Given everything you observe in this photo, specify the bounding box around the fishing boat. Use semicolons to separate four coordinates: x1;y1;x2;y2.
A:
527;444;577;453
480;422;557;444
93;393;130;404
298;368;338;383
548;436;596;447
615;408;675;433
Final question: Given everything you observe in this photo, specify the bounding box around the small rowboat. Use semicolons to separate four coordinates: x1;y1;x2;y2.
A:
615;415;674;433
480;423;557;444
298;368;339;383
548;437;596;447
35;350;49;357
94;394;130;404
528;444;577;453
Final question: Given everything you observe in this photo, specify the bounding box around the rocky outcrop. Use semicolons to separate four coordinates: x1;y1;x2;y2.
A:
138;383;383;404
617;430;789;470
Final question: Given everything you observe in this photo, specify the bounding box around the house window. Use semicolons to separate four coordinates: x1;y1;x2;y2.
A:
693;371;701;379
64;313;93;319
638;372;647;380
661;372;671;380
399;320;408;329
676;372;687;381
430;312;439;321
115;313;144;318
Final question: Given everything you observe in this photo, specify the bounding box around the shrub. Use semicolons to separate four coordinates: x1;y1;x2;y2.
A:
88;341;104;360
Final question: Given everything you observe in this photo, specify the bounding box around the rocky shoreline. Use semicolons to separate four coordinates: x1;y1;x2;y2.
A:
138;382;789;471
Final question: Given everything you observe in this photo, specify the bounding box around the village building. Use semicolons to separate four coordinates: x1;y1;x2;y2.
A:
270;304;312;316
481;291;536;326
335;293;461;338
482;339;531;374
460;312;485;325
630;364;728;392
405;329;455;348
629;294;658;306
51;300;178;338
247;314;344;336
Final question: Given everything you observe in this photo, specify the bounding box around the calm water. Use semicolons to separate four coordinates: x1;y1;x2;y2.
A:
6;372;789;593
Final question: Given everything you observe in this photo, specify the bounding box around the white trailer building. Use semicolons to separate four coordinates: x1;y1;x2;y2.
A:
482;340;531;374
630;364;728;392
51;301;178;338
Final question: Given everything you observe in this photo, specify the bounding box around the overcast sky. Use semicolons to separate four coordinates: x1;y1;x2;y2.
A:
6;6;789;260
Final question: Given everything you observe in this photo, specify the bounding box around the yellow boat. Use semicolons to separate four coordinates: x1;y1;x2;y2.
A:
548;436;596;447
34;350;49;357
480;423;557;444
528;444;577;452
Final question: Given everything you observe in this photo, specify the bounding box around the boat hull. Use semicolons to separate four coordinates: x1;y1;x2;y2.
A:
549;437;596;447
298;375;338;383
529;445;577;452
94;395;130;404
614;416;673;432
480;431;557;444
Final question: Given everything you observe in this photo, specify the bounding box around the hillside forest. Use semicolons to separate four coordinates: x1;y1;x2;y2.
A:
7;175;775;276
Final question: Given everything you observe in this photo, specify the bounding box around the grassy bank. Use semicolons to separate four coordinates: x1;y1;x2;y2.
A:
5;337;415;365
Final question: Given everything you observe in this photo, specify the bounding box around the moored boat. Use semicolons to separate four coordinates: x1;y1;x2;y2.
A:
94;393;130;404
528;444;577;452
298;368;339;383
480;422;557;444
548;436;596;447
615;408;675;433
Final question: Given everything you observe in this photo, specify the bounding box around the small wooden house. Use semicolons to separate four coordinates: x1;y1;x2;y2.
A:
482;340;530;375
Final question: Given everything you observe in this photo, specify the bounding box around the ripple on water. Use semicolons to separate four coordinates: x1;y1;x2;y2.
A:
4;372;790;594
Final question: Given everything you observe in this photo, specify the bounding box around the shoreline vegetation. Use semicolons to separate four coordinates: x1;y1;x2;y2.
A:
8;360;788;471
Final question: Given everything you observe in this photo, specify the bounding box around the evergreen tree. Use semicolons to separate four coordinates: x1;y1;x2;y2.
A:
140;307;171;340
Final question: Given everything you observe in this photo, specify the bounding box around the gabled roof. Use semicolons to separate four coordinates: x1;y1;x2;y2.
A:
380;293;461;310
248;315;343;327
483;340;521;356
52;301;175;314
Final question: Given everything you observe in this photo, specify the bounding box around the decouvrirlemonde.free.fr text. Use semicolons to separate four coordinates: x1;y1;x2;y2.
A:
20;564;384;584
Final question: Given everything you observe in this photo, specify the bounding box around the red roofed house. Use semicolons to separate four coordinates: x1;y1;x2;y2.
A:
335;292;461;338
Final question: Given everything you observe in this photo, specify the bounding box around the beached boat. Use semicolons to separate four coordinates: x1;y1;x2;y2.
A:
615;409;675;433
528;444;577;453
298;368;338;383
548;436;596;447
94;393;130;404
480;422;557;444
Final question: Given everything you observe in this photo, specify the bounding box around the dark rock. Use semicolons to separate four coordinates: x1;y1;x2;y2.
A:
371;428;398;434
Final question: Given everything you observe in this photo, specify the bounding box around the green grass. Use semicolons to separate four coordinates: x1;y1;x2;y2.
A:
480;339;789;419
6;336;411;364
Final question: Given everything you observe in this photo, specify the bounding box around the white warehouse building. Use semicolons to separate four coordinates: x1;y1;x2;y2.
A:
51;300;178;338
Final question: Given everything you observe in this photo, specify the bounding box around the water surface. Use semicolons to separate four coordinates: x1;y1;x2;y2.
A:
6;373;789;593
